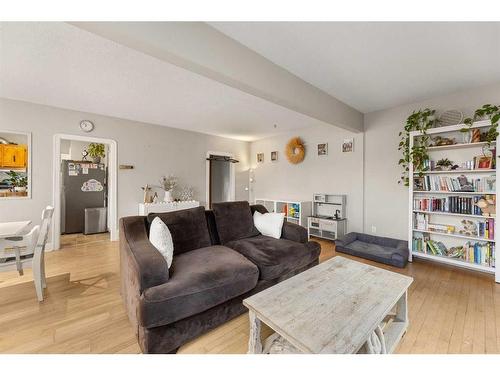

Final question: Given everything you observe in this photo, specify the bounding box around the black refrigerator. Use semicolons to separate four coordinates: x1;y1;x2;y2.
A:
61;160;107;234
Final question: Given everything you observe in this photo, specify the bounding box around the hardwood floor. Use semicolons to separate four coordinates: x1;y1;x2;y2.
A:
0;236;499;354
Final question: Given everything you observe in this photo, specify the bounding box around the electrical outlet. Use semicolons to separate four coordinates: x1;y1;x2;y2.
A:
371;226;377;234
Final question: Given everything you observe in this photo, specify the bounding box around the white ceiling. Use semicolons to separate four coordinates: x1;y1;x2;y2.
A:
0;22;326;141
210;22;500;113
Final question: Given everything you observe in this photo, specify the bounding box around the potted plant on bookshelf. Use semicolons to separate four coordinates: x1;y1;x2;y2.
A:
461;104;500;146
398;108;436;186
87;143;106;163
435;158;454;171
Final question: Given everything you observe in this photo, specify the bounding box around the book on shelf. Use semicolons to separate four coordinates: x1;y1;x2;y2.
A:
413;174;495;192
412;234;495;267
413;194;496;216
413;212;495;240
287;203;300;218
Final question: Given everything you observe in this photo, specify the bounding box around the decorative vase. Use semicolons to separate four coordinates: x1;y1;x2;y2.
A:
471;128;481;143
163;190;173;202
14;186;26;192
462;131;472;144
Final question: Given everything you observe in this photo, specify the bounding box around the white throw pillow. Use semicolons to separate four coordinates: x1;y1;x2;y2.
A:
253;211;285;239
149;217;174;269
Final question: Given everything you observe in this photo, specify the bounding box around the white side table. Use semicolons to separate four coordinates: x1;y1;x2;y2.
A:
138;201;200;216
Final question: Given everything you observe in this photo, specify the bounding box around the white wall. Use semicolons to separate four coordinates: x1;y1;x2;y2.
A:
0;98;250;229
250;123;364;233
364;83;500;240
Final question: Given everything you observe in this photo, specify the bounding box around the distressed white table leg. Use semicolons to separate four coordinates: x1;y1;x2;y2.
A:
248;310;263;354
396;291;408;325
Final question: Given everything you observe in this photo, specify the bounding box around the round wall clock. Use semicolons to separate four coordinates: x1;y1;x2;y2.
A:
79;120;94;133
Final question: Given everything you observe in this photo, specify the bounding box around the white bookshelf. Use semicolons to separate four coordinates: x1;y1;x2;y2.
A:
408;120;499;283
255;198;311;227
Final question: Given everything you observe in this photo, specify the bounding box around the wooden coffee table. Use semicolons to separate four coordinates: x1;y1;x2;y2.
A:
243;257;413;354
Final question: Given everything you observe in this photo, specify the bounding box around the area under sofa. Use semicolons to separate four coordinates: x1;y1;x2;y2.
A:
119;201;321;354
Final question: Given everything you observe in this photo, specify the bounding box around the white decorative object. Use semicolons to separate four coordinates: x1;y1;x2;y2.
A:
179;186;194;201
81;179;103;192
253;211;285;239
438;109;463;126
163;190;173;202
149;217;174;268
138;200;200;216
244;257;413;354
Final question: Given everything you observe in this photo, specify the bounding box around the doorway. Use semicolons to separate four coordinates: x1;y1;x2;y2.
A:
206;151;237;208
52;134;118;250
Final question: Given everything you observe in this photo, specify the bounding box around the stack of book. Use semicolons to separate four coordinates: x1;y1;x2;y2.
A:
413;195;487;215
478;218;495;240
412;236;495;267
414;175;495;192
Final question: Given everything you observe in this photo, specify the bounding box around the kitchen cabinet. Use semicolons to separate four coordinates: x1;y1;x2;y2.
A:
0;144;27;168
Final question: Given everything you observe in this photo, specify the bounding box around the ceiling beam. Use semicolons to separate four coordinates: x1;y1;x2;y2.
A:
70;22;363;133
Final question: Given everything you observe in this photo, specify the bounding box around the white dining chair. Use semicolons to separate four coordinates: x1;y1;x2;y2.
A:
0;206;54;301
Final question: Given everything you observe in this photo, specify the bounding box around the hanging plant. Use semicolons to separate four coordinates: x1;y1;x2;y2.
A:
398;109;436;186
461;104;499;146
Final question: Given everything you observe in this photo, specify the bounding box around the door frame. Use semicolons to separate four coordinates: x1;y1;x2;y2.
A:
205;151;236;207
52;134;118;250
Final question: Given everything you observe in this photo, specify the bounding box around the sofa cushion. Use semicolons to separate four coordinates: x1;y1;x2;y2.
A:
147;206;211;255
139;245;259;328
149;217;174;268
211;201;260;244
227;235;321;280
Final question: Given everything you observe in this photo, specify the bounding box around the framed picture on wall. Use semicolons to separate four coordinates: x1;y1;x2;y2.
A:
317;143;328;156
271;151;278;162
342;138;354;153
257;153;264;163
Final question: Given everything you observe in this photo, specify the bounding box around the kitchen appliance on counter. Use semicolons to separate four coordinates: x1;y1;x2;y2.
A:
61;160;107;234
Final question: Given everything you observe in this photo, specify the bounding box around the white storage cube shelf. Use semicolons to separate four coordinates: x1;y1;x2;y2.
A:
408;120;499;283
255;199;311;227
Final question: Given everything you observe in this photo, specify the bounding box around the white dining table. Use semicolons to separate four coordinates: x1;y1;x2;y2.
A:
0;221;32;239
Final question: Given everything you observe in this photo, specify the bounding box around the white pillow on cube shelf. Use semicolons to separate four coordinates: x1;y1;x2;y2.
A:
253;211;285;239
149;217;174;269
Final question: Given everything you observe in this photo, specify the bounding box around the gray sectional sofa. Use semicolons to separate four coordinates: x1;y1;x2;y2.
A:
119;201;320;353
335;232;409;268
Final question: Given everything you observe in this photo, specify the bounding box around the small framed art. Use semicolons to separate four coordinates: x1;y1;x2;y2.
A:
317;143;328;156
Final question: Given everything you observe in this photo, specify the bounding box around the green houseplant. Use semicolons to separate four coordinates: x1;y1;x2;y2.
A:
398;109;436;186
87;143;106;163
436;158;453;171
3;170;28;192
461;104;499;146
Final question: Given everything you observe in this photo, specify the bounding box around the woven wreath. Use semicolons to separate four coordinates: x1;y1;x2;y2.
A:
285;137;305;164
